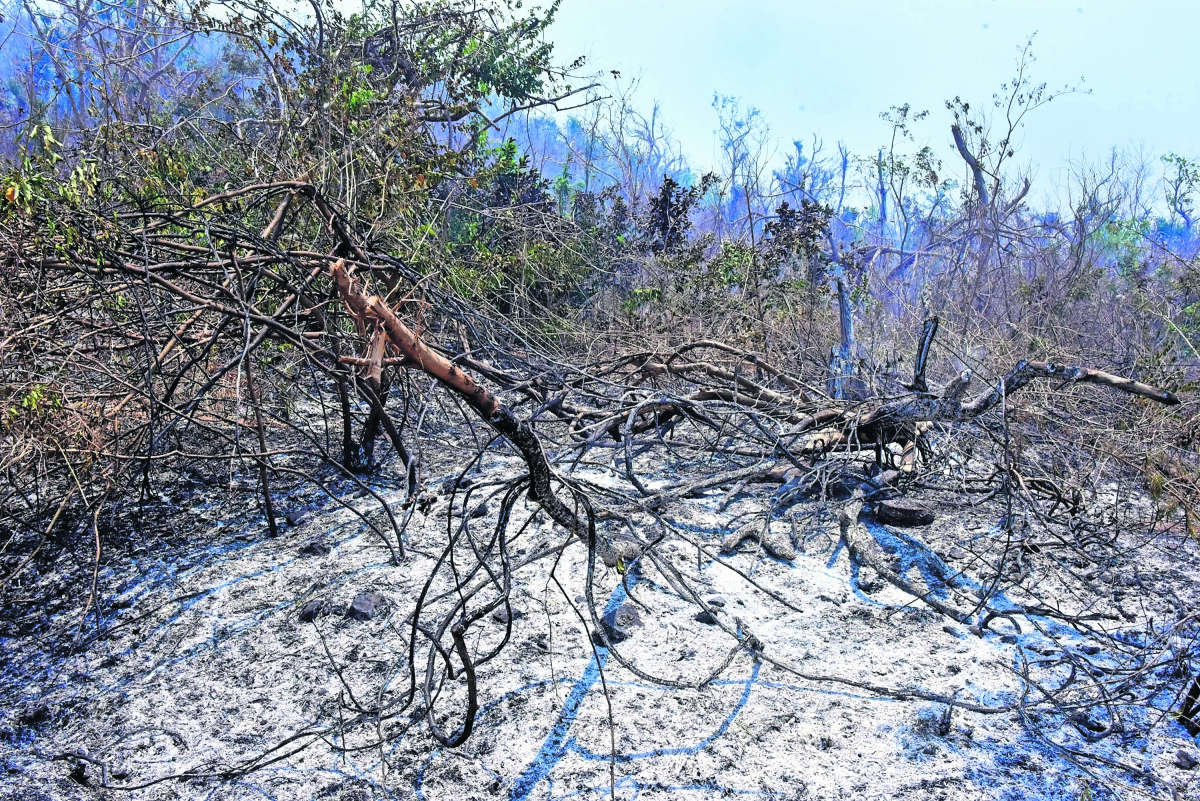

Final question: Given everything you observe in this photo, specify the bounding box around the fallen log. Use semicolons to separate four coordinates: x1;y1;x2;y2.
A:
862;360;1179;434
786;361;1180;455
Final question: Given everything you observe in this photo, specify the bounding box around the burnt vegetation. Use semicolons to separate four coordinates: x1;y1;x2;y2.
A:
2;2;1200;798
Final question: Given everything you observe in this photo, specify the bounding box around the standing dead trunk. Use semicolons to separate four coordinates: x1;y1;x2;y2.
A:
909;315;939;393
243;358;278;538
334;366;357;472
829;274;862;400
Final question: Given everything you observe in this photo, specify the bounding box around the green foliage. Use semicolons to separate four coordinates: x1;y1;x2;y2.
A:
3;124;67;215
1097;217;1152;278
710;241;754;288
1163;152;1200;228
4;384;64;432
621;286;662;314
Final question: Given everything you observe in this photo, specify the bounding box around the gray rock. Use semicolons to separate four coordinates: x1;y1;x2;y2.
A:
300;541;330;557
694;610;719;625
1176;750;1198;770
298;599;325;623
858;573;884;594
440;475;473;495
491;606;525;624
706;596;727;608
592;603;643;645
347;592;386;621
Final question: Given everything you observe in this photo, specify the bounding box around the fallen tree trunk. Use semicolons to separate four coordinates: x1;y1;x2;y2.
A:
880;360;1177;420
779;360;1181;453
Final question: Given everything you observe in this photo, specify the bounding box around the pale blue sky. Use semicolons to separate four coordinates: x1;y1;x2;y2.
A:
547;0;1200;182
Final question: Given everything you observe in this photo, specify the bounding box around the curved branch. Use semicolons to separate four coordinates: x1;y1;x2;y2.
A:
951;124;990;207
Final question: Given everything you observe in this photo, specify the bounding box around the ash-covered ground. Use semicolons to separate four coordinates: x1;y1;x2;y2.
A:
3;437;1200;801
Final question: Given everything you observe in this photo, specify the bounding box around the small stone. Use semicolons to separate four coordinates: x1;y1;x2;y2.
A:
574;595;587;604
592;604;643;645
1176;750;1198;770
285;510;308;526
1000;634;1018;644
706;596;727;608
440;475;473;495
347;592;386;621
694;610;719;626
1070;712;1106;733
1080;644;1101;656
298;599;325;623
300;541;330;557
875;499;935;526
468;501;489;519
491;606;525;624
942;625;964;639
947;547;968;560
